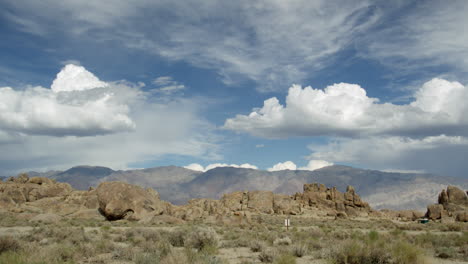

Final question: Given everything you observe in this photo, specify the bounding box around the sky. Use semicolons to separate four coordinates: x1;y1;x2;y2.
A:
1;0;468;178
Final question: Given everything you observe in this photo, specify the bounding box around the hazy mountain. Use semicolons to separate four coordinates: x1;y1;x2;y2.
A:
22;164;467;211
98;166;202;204
50;166;115;190
175;165;466;210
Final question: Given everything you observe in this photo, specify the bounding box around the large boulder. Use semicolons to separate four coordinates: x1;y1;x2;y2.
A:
426;204;445;220
446;186;468;205
96;182;166;221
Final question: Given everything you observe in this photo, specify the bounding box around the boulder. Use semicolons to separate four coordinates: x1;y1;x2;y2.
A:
426;204;445;220
446;186;468;205
96;182;166;221
438;189;449;205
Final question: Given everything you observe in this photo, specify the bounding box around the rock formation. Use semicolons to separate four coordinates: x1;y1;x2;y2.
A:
96;181;170;220
0;174;394;224
0;174;102;220
426;186;467;222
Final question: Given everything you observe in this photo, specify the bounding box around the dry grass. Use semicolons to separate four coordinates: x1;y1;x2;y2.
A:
0;214;466;263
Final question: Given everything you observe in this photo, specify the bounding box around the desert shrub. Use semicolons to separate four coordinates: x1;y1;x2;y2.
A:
291;244;307;257
95;238;116;253
330;237;427;264
112;246;136;261
445;223;463;232
391;241;425;264
273;236;292;246
273;254;296;264
168;229;186;247
259;249;276;263
250;240;265;252
0;236;20;254
0;252;29;264
368;230;379;242
159;250;189;264
134;253;161;264
436;247;456;259
184;227;218;252
330;239;391;264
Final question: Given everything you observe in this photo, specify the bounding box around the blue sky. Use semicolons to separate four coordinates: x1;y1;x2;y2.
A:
1;0;468;178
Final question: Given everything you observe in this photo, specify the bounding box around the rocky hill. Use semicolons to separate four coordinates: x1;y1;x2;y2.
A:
0;174;374;224
20;165;467;210
1;174;466;224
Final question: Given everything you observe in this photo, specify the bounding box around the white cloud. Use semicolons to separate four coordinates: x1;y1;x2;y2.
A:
184;163;205;172
255;144;264;148
153;76;173;86
152;76;186;94
51;64;108;92
363;1;468;81
0;66;220;176
267;160;332;172
268;161;297;172
0;65;136;137
224;78;468;138
308;135;468;177
185;163;258;172
299;160;333;171
2;0;379;92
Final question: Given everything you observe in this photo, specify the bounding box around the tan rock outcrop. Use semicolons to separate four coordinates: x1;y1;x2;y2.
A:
96;181;167;221
426;186;467;222
247;191;274;214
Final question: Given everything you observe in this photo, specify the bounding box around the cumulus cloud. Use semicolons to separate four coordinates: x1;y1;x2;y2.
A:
267;160;332;172
185;163;258;172
184;163;205;172
268;161;297;172
0;66;220;176
51;64;108;92
299;160;333;171
224;78;468;138
0;65;136;137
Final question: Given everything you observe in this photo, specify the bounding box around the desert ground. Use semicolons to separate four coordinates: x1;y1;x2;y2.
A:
0;212;467;264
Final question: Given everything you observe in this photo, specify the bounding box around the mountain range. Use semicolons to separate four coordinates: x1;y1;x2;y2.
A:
9;165;467;211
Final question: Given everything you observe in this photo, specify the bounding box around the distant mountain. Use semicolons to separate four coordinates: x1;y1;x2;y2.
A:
98;166;202;204
50;166;115;190
22;164;467;211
